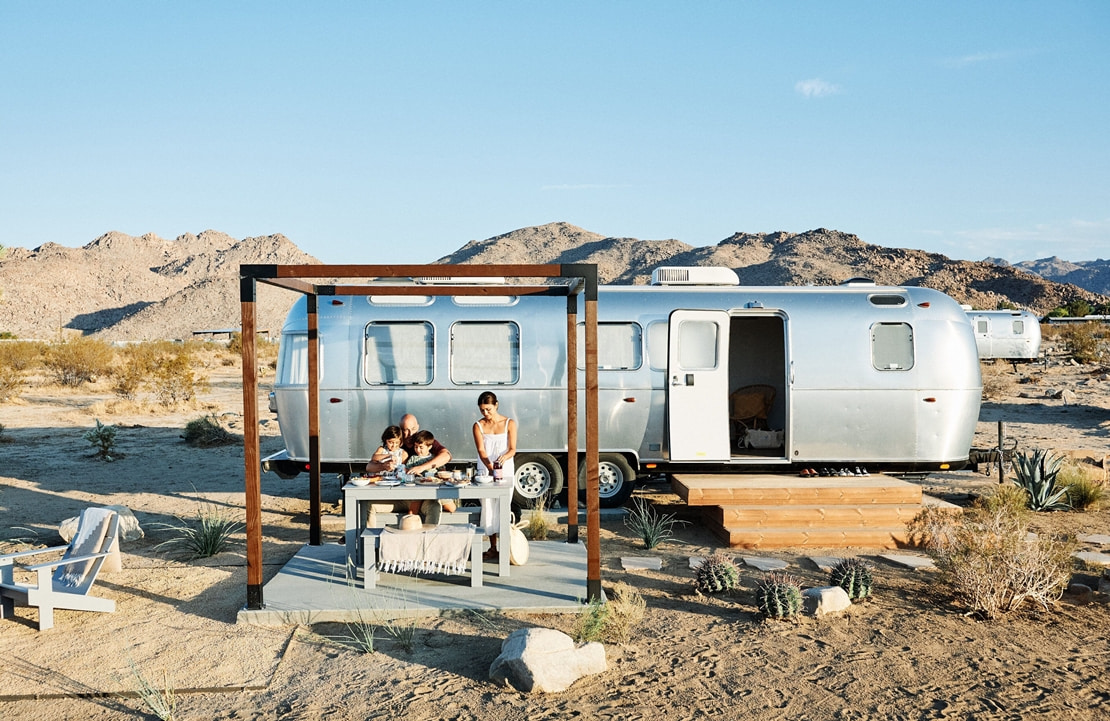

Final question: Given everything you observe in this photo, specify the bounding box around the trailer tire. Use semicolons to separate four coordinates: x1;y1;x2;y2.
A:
578;454;635;508
513;453;565;506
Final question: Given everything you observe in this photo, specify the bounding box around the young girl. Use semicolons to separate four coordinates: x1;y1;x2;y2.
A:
472;391;516;560
368;425;407;474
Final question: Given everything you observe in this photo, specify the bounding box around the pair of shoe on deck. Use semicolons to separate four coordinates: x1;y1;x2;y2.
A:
799;467;869;477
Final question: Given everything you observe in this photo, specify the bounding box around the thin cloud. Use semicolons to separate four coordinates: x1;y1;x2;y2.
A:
540;183;630;191
794;78;841;98
941;50;1015;69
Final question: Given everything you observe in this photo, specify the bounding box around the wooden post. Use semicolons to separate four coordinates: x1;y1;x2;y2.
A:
566;293;579;544
307;294;322;545
240;276;263;609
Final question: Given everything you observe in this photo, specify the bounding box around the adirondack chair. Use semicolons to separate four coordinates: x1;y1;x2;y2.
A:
0;507;121;631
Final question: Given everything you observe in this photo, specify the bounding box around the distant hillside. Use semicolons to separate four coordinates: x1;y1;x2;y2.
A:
438;223;1107;315
1008;257;1110;297
1;224;1105;341
0;230;319;341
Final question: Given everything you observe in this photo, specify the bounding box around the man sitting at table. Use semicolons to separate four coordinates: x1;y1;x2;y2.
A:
364;414;455;524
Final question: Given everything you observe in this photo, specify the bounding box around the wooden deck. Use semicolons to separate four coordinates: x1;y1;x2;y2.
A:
671;473;923;549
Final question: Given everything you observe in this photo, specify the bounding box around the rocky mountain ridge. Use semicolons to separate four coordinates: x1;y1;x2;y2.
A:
0;224;1106;341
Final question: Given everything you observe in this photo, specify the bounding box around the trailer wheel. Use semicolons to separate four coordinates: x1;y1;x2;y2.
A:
513;453;565;506
578;454;635;508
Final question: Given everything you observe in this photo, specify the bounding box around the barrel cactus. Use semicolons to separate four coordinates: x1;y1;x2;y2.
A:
694;551;741;594
829;557;874;601
756;572;803;620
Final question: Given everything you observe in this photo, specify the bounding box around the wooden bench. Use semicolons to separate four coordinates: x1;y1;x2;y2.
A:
361;525;484;589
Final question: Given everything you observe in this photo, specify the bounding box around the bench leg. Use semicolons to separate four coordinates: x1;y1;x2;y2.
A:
470;533;483;588
363;535;378;589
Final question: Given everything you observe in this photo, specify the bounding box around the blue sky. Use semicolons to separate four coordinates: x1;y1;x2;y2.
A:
2;1;1107;264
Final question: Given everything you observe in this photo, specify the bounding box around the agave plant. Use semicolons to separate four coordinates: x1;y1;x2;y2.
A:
1011;449;1070;512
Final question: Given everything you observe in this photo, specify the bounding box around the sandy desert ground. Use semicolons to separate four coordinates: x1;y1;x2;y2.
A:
1;352;1108;720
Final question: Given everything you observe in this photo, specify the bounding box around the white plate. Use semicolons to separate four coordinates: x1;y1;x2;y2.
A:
377;479;402;486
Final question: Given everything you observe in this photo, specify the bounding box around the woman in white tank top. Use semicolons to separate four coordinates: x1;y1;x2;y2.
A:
472;391;516;560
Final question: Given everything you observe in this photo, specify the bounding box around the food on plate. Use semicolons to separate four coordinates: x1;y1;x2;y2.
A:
436;471;453;480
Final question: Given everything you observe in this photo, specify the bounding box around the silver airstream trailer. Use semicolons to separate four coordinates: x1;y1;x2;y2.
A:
264;268;982;507
964;308;1042;360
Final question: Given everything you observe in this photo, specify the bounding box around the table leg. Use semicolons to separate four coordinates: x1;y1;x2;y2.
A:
344;494;358;581
498;491;510;577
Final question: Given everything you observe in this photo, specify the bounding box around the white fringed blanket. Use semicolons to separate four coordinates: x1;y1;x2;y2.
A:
379;524;476;575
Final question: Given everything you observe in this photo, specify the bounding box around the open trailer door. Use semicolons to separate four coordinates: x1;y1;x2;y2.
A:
667;309;730;461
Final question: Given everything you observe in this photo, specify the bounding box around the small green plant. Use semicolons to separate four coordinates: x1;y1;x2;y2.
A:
694;551;741;594
182;414;238;447
573;596;610;643
829;557;874;601
974;483;1031;521
572;583;648;644
1057;461;1104;511
124;659;177;721
83;418;119;461
155;501;243;558
623;496;689;549
1012;448;1070;511
756;572;803;620
524;495;550;540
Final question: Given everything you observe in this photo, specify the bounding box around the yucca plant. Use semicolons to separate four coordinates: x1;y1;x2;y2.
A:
1011;449;1070;511
154;501;243;558
623;497;689;549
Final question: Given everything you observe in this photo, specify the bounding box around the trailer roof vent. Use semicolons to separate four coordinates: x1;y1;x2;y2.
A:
840;277;876;286
413;276;506;285
651;266;739;286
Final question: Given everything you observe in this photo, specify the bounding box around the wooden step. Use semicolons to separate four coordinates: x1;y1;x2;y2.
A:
672;473;922;506
671;473;925;550
704;504;923;529
702;514;912;550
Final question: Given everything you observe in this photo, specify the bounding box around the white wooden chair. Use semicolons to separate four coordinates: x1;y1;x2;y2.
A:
0;507;121;630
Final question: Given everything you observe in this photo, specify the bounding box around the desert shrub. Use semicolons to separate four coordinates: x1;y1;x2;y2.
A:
0;340;44;372
973;483;1031;521
111;342;165;399
909;505;1075;619
1012;448;1070;511
572;582;645;644
151;349;209;406
1059;322;1102;364
524;495;550;541
979;362;1018;400
83;419;119;461
182;414;239;447
155;501;243;558
1057;461;1104;511
0;366;23;401
42;336;115;386
623;496;688;549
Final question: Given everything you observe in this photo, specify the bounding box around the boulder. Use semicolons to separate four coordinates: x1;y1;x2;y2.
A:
802;586;852;616
60;504;144;543
489;627;606;693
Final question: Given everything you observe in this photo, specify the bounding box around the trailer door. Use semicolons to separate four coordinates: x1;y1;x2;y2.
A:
667;310;730;461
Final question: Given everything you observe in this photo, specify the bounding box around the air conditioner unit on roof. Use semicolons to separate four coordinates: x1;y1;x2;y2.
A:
651;267;740;286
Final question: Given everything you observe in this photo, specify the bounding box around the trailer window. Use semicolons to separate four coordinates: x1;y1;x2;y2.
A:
677;320;719;370
976;320;988;334
364;322;433;385
576;322;643;370
450;322;520;384
871;322;914;371
647;321;668;370
1011;320;1024;335
279;333;311;385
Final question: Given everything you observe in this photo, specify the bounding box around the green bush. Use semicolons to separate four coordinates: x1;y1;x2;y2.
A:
151;349;208;406
1059;322;1102;364
1012;449;1070;511
43;336;115;386
83;419;120;461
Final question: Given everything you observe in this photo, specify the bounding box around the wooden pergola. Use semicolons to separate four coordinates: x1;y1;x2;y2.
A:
238;263;603;610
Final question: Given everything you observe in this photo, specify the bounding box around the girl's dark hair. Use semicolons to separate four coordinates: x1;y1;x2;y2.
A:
381;425;402;443
477;391;499;406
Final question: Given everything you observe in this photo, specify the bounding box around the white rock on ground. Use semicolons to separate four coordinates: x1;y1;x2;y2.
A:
489;627;606;693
